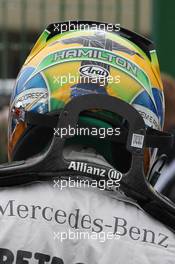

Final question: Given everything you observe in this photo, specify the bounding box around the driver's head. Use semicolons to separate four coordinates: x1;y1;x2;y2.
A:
8;21;164;175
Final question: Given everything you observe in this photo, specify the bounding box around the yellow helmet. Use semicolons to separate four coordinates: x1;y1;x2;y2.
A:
8;21;164;174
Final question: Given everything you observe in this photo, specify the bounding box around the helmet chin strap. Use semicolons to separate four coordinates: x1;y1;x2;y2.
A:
0;94;175;231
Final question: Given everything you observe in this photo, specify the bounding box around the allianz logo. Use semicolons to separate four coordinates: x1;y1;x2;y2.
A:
79;65;109;79
68;160;122;181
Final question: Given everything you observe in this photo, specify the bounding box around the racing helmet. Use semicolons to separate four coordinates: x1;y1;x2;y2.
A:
8;21;164;176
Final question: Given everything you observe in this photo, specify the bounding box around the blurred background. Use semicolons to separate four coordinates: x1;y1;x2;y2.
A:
0;0;175;163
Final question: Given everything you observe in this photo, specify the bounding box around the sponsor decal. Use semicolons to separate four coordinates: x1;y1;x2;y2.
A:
0;201;170;248
68;161;122;182
11;88;48;112
131;88;164;129
79;65;109;79
30;47;153;101
133;104;160;130
0;248;81;264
